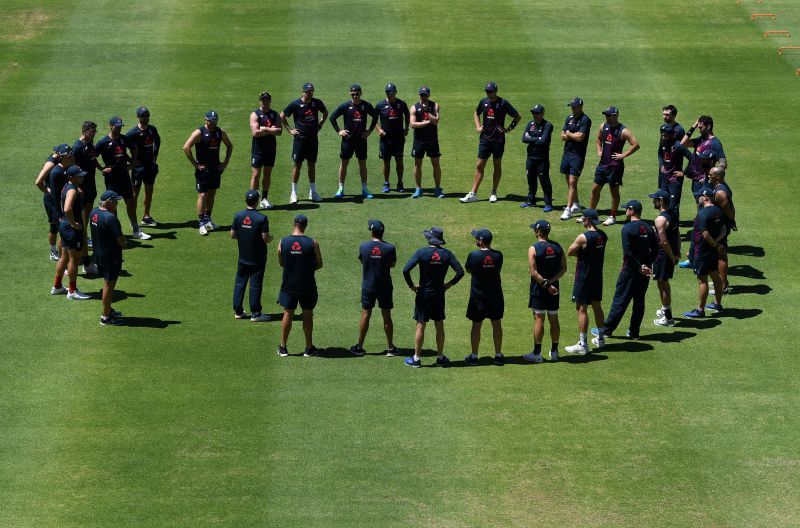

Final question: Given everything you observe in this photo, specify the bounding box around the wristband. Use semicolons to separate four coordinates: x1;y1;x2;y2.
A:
686;126;696;137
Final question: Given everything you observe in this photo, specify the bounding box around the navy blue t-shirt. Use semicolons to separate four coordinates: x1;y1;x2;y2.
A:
476;97;517;143
73;139;98;180
60;182;83;223
574;230;607;284
49;164;69;214
232;209;269;266
252;108;279;154
599;122;626;168
195;126;223;167
531;240;563;295
412;101;439;143
95;134;130;177
280;235;317;294
522;119;553;159
562;113;592;157
403;246;463;292
658;140;691;183
465;248;503;301
359;240;396;292
330;100;377;137
375;98;410;136
90;207;123;266
283;98;327;138
125;124;161;164
621;219;658;272
714;182;735;228
695;205;725;260
656;209;680;260
685;136;725;181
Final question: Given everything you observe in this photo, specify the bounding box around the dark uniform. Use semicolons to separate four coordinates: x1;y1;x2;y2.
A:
530;240;564;312
95;134;134;199
283;97;327;163
232;209;270;315
572;230;608;305
47;163;68;219
359;240;397;309
594;122;627;186
652;209;680;281
693;205;725;276
89;207;124;281
685;136;725;192
403;247;464;322
330;99;377;160
713;182;735;249
251;108;279;168
476;97;517;159
465;249;504;321
522;118;553;205
603;219;659;337
193;126;224;192
658;140;691;218
376;98;410;159
73;140;99;204
126;124;161;187
411;100;440;158
560;113;592;176
42;155;60;233
278;235;318;310
657;122;686;188
58;182;84;251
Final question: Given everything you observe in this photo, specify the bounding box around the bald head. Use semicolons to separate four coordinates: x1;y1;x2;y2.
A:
709;167;726;184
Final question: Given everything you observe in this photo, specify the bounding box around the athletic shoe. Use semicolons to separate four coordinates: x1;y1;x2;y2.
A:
560;207;571;220
386;346;399;357
404;357;422;368
678;260;692;268
683;309;705;318
250;313;271;322
570;203;582;213
51;286;67;295
67;289;91;300
207;220;219;230
722;286;732;295
277;346;289;357
656;308;665;318
520;201;534;208
590;327;612;338
653;316;675;327
543;204;554;212
464;354;479;366
309;191;323;202
602;217;616;226
110;308;123;318
591;336;606;349
435;355;451;367
625;329;640;340
199;224;208;236
290;192;298;204
488;194;498;203
141;216;158;227
460;192;478;203
50;251;60;261
361;191;374;200
334;189;344;199
349;344;366;357
396;183;406;193
565;342;589;355
522;352;543;364
550;350;559;362
234;312;248;320
494;353;505;365
303;346;323;357
705;303;723;312
82;263;99;276
411;188;423;199
382;182;391;193
100;314;123;326
132;229;152;240
434;187;445;198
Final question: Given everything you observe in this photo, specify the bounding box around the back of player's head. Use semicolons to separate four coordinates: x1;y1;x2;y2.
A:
245;189;260;207
530;220;551;234
293;214;308;229
662;104;678;116
82;120;97;134
698;115;714;130
368;219;384;236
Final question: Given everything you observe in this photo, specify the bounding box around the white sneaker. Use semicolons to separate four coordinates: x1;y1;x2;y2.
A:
309;191;323;202
199;224;208;236
654;316;675;327
602;217;616;226
591;336;606;349
250;313;271;322
460;192;478;203
570;202;582;213
83;263;99;276
67;289;91;300
523;352;543;363
207;220;218;230
259;198;270;209
289;192;298;205
489;194;498;203
565;342;589;355
550;350;559;362
51;286;67;295
656;308;665;318
132;229;152;240
50;251;60;261
560;207;571;220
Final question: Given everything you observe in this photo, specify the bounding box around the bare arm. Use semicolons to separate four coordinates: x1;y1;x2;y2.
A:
613;129;640;160
277;242;284;267
35;160;55;193
220;129;233;169
262;232;273;243
63;188;81;230
183;129;202;168
595;129;603;156
250;111;269;138
313;240;323;270
429;103;440;125
409;109;424;129
474;111;482;133
280;111;298;136
567;233;587;257
654;216;677;264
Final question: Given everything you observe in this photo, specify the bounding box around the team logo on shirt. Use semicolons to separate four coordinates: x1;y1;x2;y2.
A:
114;145;124;157
243;215;252;226
290;241;302;254
431;251;441;263
639;226;648;235
486;108;495;119
596;238;605;248
371;245;381;256
605;133;613;143
91;213;99;223
546;246;555;256
482;255;494;267
388;108;397;117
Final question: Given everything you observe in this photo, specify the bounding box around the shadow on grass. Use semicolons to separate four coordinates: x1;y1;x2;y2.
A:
373;193;412;200
727;284;771;295
318;347;361;359
269;203;321;211
151;220;197;230
144;231;177;240
728;265;765;280
87;290;145;301
598;341;654;353
638;330;697;343
124;240;154;250
677;318;722;330
727;245;765;257
120;316;181;329
715;308;762;320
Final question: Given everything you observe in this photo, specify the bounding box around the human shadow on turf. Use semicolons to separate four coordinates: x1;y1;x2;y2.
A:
727;265;765;280
713;308;762;320
727;245;765;257
142;231;177;240
727;284;771;295
270;203;321;211
594;341;654;353
151;220;198;230
124;240;154;250
676;318;722;330
120;316;181;329
87;290;145;301
637;330;697;343
373;193;412;200
447;354;608;367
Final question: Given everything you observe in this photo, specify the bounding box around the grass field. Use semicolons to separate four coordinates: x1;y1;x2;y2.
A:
2;1;800;526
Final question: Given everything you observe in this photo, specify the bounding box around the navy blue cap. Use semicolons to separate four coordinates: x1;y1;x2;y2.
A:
368;219;385;232
649;189;670;200
693;187;715;198
293;214;308;225
100;190;121;202
484;81;498;92
109;116;124;127
349;83;362;93
66;165;87;178
259;91;271;100
136;106;149;117
205;110;219;122
623;199;643;212
55;143;72;155
531;104;545;114
581;208;601;225
384;83;397;93
530;219;551;232
423;226;445;245
602;106;619;116
660;124;675;134
418;86;431;96
245;189;260;201
471;228;493;243
302;82;314;92
567;97;584;107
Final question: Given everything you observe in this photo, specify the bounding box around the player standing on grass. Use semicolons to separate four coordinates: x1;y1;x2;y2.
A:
350;219;398;357
375;83;410;193
73;121;101;255
402;227;464;368
463;228;505;366
523;220;566;363
277;214;324;358
330;84;378;199
126;106;161;227
183;110;233;236
709;167;735;295
90;191;127;326
564;209;607;355
35;145;67;261
589;106;640;226
281;83;328;204
520;104;554;211
52;166;90;300
680;115;726;193
460;82;521;204
409;86;444;199
559;97;591;220
657;124;691;220
95;116;151;240
683;188;726;319
658;105;685;188
231;190;273;322
649;190;680;327
249;91;282;209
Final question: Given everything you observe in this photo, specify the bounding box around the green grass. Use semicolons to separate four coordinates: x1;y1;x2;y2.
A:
2;1;799;526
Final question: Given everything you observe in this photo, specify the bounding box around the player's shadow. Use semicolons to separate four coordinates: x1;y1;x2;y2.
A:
503;194;529;203
151;220;197;230
270;203;321;211
365;349;409;357
118;269;133;277
727;245;765;257
554;353;609;364
638;330;697;343
87;290;145;301
597;341;654;353
318;347;362;359
120;317;181;329
124;240;154;250
373;193;412;200
714;308;762;320
727;284;771;295
258;313;300;321
676;318;722;330
728;265;765;280
144;231;177;240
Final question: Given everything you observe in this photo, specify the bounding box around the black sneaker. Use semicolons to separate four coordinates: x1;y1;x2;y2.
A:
110;308;123;318
435;355;451;367
100;314;122;326
386;346;399;357
141;216;158;227
494;353;505;365
464;354;479;366
277;346;289;357
303;346;323;357
349;344;366;356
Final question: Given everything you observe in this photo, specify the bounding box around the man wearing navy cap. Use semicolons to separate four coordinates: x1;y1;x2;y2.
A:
52;165;91;300
402;227;464;367
460;82;521;204
464;228;505;366
95;116;152;240
565;208;607;355
520;104;554;211
375;83;410;193
409;86;444;198
592;200;658;342
350;219;398;357
524;220;566;363
126;106;161;226
589;106;640;226
231;190;272;322
330;84;378;199
559;97;591;220
36;144;71;260
650;190;680;327
684;187;726;318
183;110;233;235
280;83;328;204
277;214;324;357
249;92;282;210
90;191;127;325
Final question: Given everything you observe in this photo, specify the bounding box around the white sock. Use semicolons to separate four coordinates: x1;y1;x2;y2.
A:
50;244;57;253
291;182;297;194
580;333;587;346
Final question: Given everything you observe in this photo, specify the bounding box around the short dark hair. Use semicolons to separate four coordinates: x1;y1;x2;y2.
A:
662;105;677;117
82;120;97;133
698;115;714;131
245;196;259;207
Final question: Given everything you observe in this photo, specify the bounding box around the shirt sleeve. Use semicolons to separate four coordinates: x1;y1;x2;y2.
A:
111;216;123;239
448;252;465;285
388;245;397;266
504;99;518;116
621;226;642;269
402;101;410;128
577;115;590;135
538;122;553;145
402;251;420;287
475;99;484;115
153;126;161;155
712;138;726;159
261;215;269;234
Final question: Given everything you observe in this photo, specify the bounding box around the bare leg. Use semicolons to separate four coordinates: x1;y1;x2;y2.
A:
395;157;404;185
307;162;316;183
697;276;709;310
196;192;206;217
577;304;589;333
281;309;294;347
718;249;729;290
291;163;302;184
470;320;482;356
206;189;217;217
491;158;502;194
143;184;154;218
709;271;723;305
471;158;487;193
261;166;273;196
358;308;372;347
414;321;426;359
338;158;350;186
657;280;671;307
102;278;117;317
589;183;602;209
413;158;423;188
534;312;545;344
250;166;262;190
382;159;391;183
568;174;580;208
490;319;502;354
434;319;445;357
548;313;560;344
609;184;620;219
302;308;314;347
124;196;138;230
358;159;368;184
381;308;394;348
431;157;442;187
